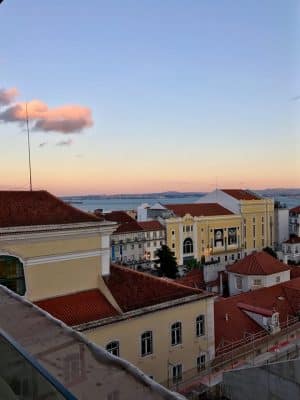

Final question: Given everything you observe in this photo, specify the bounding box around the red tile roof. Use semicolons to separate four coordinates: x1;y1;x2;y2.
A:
221;189;261;200
290;266;300;279
35;289;119;326
237;302;273;317
101;211;134;224
284;236;300;244
227;252;290;276
165;203;234;217
214;278;300;348
0;190;101;228
176;269;205;290
104;265;209;312
290;206;300;214
101;211;143;234
114;220;144;234
138;220;164;231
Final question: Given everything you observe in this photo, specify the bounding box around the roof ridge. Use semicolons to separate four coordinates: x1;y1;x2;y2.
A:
110;264;203;295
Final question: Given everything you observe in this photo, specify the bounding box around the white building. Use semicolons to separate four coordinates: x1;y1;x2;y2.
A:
274;204;289;249
282;236;300;265
100;211;165;265
227;251;290;296
289;206;300;237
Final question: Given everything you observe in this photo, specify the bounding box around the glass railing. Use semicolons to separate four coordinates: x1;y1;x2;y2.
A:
0;329;77;400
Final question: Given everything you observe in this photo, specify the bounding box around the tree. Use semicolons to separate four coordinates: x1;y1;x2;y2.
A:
155;245;178;279
263;246;277;259
185;258;200;271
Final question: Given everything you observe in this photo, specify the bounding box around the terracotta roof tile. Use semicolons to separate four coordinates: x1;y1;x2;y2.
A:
214;278;300;348
290;206;300;214
284;236;300;244
101;211;134;224
35;289;119;326
104;265;208;312
221;189;261;200
176;269;205;290
227;252;290;275
165;203;234;217
0;190;101;228
290;266;300;279
138;220;164;231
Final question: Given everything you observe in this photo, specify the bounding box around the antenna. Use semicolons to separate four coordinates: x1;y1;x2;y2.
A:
25;103;33;191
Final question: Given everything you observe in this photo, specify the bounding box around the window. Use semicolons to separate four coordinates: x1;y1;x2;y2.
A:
172;230;175;236
225;255;228;261
237;253;241;259
183;226;185;232
141;331;153;357
106;341;119;357
253;239;256;248
276;276;280;283
262;238;265;247
191;225;193;232
236;276;243;290
197;354;206;371
147;242;151;248
0;256;26;296
253;225;256;237
138;243;142;248
172;364;182;383
183;238;193;254
253;279;262;286
153;232;157;239
262;224;264;236
262;216;264;223
172;243;175;249
252;217;256;224
231;254;235;260
196;315;205;336
171;322;182;346
153;241;157;247
146;232;150;239
186;225;190;232
131;244;134;250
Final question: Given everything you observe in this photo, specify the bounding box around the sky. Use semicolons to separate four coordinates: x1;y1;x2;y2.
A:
0;0;299;195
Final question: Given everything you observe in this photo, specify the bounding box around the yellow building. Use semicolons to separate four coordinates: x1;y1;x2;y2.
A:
0;190;215;385
163;189;274;266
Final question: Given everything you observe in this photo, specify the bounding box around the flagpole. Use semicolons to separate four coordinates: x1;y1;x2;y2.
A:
25;103;33;191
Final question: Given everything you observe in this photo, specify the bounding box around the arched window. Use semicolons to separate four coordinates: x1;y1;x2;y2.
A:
183;238;193;254
0;255;25;296
106;341;119;357
141;331;153;356
171;322;182;346
196;315;205;336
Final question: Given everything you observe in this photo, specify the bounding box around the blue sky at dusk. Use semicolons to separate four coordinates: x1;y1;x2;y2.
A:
0;1;299;195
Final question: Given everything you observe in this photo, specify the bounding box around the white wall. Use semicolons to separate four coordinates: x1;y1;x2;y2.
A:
274;208;289;248
195;189;240;214
228;270;290;296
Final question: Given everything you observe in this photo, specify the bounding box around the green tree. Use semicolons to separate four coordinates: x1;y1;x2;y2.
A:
185;258;199;271
155;245;178;279
263;246;277;259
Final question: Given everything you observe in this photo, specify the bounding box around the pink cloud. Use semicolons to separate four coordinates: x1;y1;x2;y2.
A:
0;93;93;134
0;87;19;105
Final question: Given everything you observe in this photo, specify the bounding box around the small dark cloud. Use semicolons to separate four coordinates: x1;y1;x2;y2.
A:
39;142;47;148
56;138;73;147
290;95;300;102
